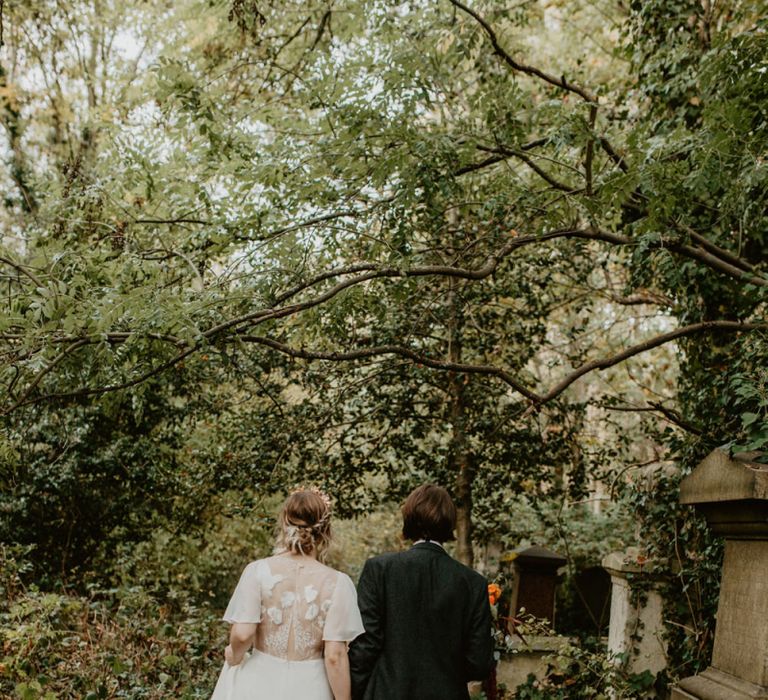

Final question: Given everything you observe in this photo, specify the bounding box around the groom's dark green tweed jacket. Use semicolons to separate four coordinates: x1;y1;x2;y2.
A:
349;542;494;700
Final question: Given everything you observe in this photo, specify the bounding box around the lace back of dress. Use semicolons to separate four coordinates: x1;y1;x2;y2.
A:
255;556;338;661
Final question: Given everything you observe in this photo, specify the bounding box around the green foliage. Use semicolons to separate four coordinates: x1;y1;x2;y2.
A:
0;507;411;699
510;633;659;699
729;342;768;455
621;469;723;677
0;546;222;699
0;0;766;693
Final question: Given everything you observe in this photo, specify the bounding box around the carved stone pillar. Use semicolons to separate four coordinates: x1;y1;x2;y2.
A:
672;449;768;700
602;548;668;679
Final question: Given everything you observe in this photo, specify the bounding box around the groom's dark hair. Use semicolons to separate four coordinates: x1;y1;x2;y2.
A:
402;484;457;543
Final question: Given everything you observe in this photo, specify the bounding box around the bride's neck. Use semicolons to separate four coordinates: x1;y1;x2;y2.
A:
279;550;318;561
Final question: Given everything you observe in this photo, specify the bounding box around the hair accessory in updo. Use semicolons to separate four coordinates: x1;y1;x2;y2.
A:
291;485;332;512
274;486;333;561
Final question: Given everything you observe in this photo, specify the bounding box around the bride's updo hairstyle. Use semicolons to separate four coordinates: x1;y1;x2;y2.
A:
275;488;333;561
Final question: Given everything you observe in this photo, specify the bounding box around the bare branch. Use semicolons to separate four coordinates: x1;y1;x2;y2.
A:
0;255;44;287
447;0;596;102
237;335;541;401
609;291;675;307
454;138;548;177
540;321;768;402
133;217;208;225
585;104;597;196
649;401;704;436
513;228;768;287
477;145;579;192
674;221;756;273
454;153;508;177
243;209;363;243
603;402;703;436
310;10;332;50
5;338;90;413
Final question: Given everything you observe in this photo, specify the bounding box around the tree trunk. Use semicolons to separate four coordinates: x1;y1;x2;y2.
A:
447;277;475;568
454;435;475;568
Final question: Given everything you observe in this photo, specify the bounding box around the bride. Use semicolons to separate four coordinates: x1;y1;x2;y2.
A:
211;488;364;700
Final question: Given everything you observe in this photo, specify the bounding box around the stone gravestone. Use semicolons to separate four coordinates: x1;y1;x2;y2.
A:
573;566;611;634
509;545;567;625
493;545;568;692
672;448;768;700
602;547;668;680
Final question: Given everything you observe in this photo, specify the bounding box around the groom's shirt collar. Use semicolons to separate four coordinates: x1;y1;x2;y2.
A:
413;539;446;550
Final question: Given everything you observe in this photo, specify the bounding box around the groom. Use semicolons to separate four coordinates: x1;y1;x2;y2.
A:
349;484;494;700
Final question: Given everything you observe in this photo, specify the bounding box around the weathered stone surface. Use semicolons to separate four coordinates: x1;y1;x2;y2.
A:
673;668;768;700
495;636;569;691
679;450;768;539
679;449;768;504
710;541;768;687
602;548;668;679
673;448;768;700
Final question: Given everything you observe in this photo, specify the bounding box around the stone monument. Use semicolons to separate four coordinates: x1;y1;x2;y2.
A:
602;547;668;680
509;545;567;625
495;545;569;692
672;448;768;700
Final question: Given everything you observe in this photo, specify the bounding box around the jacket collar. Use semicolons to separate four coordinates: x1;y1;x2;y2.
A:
411;541;448;555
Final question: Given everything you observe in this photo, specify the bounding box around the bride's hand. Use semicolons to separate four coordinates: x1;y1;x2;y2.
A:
225;644;244;666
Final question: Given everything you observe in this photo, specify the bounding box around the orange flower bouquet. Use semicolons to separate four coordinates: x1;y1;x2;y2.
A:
488;583;502;607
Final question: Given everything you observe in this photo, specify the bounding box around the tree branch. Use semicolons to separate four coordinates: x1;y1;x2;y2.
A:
245;209;363;243
239;321;766;408
447;0;596;102
4;345;198;413
668;240;768;287
1;62;39;213
585;104;597;196
477;145;579;192
454;138;548;176
511;227;768;288
454;153;508;177
598;136;628;173
674;221;756;273
5;338;91;413
446;1;636;174
603;402;703;436
608;290;675;307
133;217;208;225
649;401;704;436
206;233;526;338
310;10;332;50
239;336;541;401
4;208;767;414
540;321;768;402
0;255;44;287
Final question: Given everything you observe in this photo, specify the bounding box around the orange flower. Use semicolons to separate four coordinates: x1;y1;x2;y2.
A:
488;583;502;606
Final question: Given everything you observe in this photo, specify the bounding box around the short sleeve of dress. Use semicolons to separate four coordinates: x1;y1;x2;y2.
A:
222;561;262;624
323;572;365;642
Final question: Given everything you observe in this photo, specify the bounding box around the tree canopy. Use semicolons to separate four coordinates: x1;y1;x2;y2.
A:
1;0;767;686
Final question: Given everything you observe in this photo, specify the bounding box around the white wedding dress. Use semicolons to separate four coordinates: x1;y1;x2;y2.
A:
210;554;365;700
